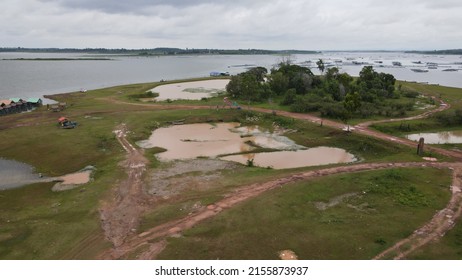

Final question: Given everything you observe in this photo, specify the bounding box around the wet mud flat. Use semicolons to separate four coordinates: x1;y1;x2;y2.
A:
137;122;357;169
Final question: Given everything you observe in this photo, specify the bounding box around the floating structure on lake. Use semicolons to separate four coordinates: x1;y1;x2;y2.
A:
210;71;230;77
411;69;429;73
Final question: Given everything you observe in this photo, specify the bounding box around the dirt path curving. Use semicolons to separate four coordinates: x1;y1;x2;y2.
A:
374;165;462;259
101;161;461;259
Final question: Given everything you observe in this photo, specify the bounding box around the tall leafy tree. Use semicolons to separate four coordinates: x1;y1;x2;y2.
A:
316;59;325;75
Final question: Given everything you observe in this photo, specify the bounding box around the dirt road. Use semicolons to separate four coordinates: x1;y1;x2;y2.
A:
99;124;154;258
97;95;462;259
101;158;462;259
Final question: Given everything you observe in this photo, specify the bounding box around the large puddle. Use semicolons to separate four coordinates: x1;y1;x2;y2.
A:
0;158;41;190
406;131;462;144
0;158;94;191
221;147;356;169
137;123;356;169
150;79;229;101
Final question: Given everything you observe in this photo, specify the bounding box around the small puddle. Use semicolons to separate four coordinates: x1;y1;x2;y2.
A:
406;131;462;144
137;123;356;169
150;79;229;101
221;147;356;169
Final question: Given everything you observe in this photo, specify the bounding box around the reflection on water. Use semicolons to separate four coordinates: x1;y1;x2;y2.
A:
137;123;357;169
0;158;40;190
406;131;462;144
221;147;356;169
151;79;229;101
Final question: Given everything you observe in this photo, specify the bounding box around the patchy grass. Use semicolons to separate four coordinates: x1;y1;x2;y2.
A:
157;167;451;260
0;78;458;259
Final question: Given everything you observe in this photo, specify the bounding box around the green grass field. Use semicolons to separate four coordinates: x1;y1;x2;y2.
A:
0;78;460;259
157;167;452;260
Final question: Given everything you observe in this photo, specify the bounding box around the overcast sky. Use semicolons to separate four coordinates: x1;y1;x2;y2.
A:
2;0;462;50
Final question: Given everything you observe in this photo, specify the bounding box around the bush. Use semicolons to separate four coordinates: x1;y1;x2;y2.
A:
402;90;419;98
128;91;159;100
435;109;462;126
289;95;328;113
280;89;297;105
319;103;348;120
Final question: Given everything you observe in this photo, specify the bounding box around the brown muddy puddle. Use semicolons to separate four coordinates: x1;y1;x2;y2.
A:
406;131;462;144
137;123;356;169
221;147;356;169
150;79;229;101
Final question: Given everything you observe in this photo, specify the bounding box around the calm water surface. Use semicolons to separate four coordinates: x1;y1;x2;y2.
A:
406;131;462;144
1;52;462;101
0;158;40;190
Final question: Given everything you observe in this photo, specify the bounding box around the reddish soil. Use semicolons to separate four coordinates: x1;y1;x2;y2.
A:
99;124;155;258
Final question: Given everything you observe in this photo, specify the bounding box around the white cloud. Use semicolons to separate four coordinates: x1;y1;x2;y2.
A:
1;0;462;49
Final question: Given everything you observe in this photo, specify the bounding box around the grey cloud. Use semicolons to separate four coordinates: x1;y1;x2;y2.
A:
40;0;263;14
4;0;462;50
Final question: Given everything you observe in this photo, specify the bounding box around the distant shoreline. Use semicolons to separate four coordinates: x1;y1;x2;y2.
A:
2;58;113;61
0;47;319;56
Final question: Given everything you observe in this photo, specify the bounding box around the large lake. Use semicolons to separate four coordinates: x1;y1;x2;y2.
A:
1;51;462;101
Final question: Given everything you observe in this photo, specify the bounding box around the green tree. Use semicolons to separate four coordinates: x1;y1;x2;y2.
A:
344;92;361;115
317;59;325;75
247;67;268;82
269;71;289;95
325;67;339;81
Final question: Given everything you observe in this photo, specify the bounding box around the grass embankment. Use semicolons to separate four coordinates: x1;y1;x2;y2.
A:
157;167;452;260
0;78;456;259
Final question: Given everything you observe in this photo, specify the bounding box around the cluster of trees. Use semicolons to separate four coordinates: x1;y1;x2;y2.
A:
226;61;410;121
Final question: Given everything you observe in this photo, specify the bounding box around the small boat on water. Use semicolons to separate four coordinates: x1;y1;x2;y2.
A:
442;68;458;72
412;61;422;64
411;69;429;73
392;61;402;66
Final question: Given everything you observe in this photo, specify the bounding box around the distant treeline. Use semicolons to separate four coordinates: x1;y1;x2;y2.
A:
0;47;319;55
407;49;462;55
